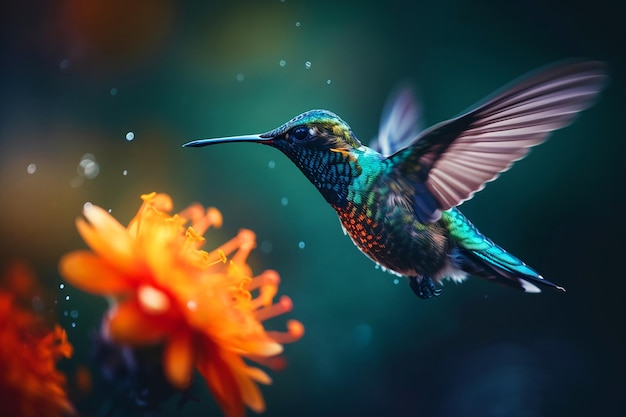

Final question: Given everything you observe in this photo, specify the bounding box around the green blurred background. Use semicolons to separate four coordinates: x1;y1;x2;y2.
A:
1;0;624;416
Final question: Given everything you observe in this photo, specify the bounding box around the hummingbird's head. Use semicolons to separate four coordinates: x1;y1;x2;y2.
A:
259;109;362;151
183;109;362;153
183;109;367;207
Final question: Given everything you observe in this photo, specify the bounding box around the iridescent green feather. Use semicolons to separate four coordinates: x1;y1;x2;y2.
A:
441;208;562;291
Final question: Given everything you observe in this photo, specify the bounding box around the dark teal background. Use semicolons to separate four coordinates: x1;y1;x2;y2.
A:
1;1;624;416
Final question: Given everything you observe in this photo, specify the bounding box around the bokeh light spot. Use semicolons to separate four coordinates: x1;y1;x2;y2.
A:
77;154;100;179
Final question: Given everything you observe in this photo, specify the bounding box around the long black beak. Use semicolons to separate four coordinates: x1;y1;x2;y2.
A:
182;134;270;148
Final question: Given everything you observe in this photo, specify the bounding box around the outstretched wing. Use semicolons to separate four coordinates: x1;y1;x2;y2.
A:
371;85;422;156
386;60;608;223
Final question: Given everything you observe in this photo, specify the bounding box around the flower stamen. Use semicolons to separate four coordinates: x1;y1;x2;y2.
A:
266;319;305;344
248;270;280;309
231;230;256;266
254;295;293;322
180;204;223;235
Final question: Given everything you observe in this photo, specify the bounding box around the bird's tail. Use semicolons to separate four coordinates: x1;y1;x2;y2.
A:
444;209;565;293
454;244;565;293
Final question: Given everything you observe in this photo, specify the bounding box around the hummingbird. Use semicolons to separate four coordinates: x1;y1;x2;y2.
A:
184;61;607;299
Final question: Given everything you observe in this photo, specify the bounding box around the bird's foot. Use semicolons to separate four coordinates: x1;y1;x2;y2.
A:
409;276;442;299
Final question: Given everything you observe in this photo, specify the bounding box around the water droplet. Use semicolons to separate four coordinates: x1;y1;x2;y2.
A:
236;73;244;82
63;310;69;317
59;283;65;290
295;21;301;27
84;152;96;161
326;79;332;85
71;322;76;328
122;169;128;176
110;87;118;96
298;241;305;249
65;295;70;301
305;61;311;69
78;155;99;179
83;202;93;211
26;163;36;174
393;278;399;285
280;197;289;206
70;310;79;318
59;59;69;69
279;59;286;67
125;131;135;141
108;208;112;213
268;160;276;169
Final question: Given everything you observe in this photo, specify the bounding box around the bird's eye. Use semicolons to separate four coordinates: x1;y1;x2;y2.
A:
291;126;310;141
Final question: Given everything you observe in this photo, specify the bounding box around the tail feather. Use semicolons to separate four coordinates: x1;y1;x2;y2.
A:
443;208;565;293
455;245;565;293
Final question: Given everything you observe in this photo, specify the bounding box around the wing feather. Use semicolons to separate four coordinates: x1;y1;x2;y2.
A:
371;85;422;156
386;60;608;222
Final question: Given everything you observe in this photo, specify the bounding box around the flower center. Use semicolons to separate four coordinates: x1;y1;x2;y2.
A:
137;285;170;314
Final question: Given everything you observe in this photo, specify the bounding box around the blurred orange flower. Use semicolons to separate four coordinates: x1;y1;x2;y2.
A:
59;192;303;417
0;288;74;417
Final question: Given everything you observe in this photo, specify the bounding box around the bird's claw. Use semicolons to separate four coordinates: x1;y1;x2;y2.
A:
409;276;442;299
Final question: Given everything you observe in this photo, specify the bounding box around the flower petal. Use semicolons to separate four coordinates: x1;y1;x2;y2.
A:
233;362;266;413
197;347;245;417
105;301;169;345
163;329;194;389
0;289;76;417
234;339;283;357
244;366;272;385
59;251;135;294
76;206;139;275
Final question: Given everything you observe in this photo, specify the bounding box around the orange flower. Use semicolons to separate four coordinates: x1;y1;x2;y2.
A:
59;192;303;417
0;290;74;417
